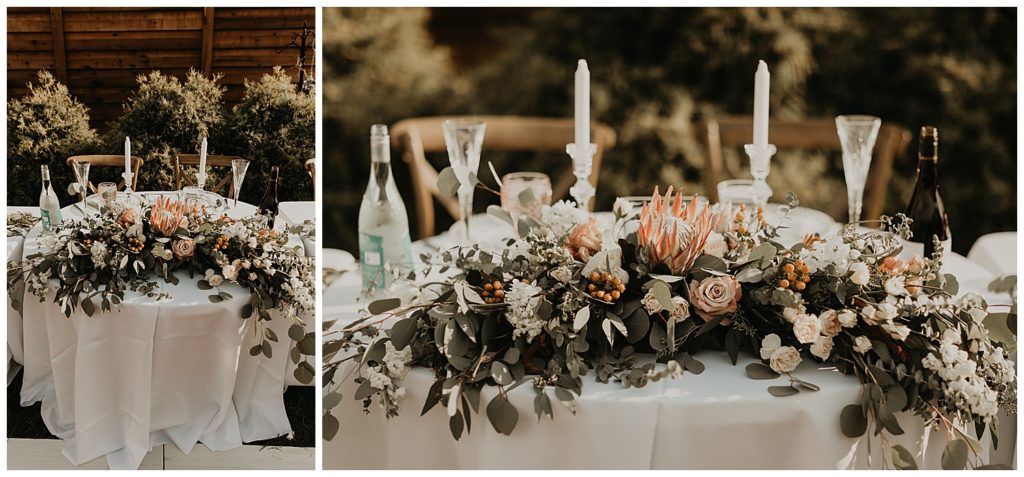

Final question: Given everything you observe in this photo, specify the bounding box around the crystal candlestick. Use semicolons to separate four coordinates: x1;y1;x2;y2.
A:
566;142;597;210
122;171;135;194
743;143;776;207
196;171;208;192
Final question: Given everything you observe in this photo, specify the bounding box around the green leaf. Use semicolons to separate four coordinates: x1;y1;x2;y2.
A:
241;304;253;319
249;344;262;356
941;439;968;470
368;297;402;316
209;294;224;303
891;445;918;470
487;204;513;226
745;362;780;380
388;317;419;349
288;323;305;342
768;385;799;397
983;312;1016;348
293;361;315;384
840;404;867;438
736;267;764;283
81;296;95;317
491;362;513;386
437;166;460;197
449;412;465;440
197;280;212;290
323;412;339;441
650;279;674;311
677;353;705;374
942;274;960;295
533;390;553;421
323;392;343;410
553;387;578;414
504;347;521;364
261;341;272;358
354;380;379;400
485;394;519;435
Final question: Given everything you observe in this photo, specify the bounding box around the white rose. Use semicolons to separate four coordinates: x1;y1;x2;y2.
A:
882;322;911;341
222;263;239;282
849;262;870;286
861;305;879;325
642;290;663;314
793;313;820;344
769;346;802;373
853;336;872;354
877;302;899;322
837;309;857;328
670;296;691;321
760;333;782;360
782;306;803;324
819;309;841;337
550;266;573;284
702;232;728;258
810;335;834;359
884;276;907;296
208;274;224;287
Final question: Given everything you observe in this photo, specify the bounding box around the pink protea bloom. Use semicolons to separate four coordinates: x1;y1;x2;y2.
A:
149;197;187;237
637;186;716;276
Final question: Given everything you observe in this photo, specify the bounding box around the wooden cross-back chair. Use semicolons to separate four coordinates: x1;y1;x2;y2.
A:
305;158;316;199
391;116;617;239
66;155;143;200
174;154;245;198
697;116;912;222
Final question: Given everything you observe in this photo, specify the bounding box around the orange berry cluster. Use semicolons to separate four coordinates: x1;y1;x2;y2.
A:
732;205;767;234
480;280;506;304
126;236;144;253
82;238;93;248
778;260;811;291
214;235;231;251
587;271;625;302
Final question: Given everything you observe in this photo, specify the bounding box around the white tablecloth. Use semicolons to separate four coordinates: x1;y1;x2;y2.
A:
323;210;1016;469
968;231;1018;278
10;194;311;469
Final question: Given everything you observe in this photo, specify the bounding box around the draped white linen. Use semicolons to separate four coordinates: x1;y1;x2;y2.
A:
322;211;1016;470
10;194;313;469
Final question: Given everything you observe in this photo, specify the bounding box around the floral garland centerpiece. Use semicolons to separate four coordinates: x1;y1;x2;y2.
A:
7;197;317;383
324;181;1016;469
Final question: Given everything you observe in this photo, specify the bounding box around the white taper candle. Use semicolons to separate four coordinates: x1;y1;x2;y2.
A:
124;136;131;175
574;59;590;146
753;60;770;147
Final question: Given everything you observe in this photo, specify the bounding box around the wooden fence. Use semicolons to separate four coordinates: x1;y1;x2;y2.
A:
7;7;315;129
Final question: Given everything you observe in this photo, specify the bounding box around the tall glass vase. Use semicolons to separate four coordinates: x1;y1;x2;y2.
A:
442;118;486;244
835;115;881;224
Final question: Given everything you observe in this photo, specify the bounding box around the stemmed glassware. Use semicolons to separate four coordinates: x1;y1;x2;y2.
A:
501;172;552;234
231;159;250;208
72;160;91;212
442;118;486;244
835;115;881;224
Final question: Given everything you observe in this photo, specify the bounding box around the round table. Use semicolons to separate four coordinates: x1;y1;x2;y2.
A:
323;209;1016;469
9;194;312;469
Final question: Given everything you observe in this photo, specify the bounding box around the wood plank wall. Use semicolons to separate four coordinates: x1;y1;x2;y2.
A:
7;7;315;129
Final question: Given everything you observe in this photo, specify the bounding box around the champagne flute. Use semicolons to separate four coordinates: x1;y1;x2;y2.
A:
231;159;250;208
835;115;881;224
72;160;91;212
442;119;486;244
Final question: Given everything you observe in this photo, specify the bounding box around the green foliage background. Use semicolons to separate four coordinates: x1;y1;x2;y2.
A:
8;69;314;207
323;7;1016;255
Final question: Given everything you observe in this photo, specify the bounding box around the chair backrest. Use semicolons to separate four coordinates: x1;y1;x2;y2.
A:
391;115;617;238
697;116;911;222
305;158;316;199
174;154;244;198
66;155;144;199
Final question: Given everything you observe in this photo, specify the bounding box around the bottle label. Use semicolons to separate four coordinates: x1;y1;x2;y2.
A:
41;209;52;232
360;233;386;291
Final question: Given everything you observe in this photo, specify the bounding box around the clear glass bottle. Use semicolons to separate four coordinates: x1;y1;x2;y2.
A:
39;165;62;232
358;124;414;292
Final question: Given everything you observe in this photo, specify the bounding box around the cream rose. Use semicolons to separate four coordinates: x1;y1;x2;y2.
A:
793;313;820;344
669;296;691;321
172;238;195;260
818;309;841;337
837;309;857;328
853;336;872;354
810;335;834;359
849;262;870;286
702;232;728;258
769;346;802;373
642;290;663;314
689;276;742;325
884;276;907;296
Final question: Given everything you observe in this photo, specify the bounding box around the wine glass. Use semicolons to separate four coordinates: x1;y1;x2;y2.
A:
98;182;117;209
835;115;881;224
442;119;486;244
231;159;250;208
501;172;552;233
72;160;91;212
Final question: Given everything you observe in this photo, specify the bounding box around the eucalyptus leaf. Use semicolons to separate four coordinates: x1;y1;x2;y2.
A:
389;317;419;349
323;412;339;441
745;363;780;380
437;167;460;197
449;412;465;440
293;361;315;384
941;439;968;470
767;385;799;397
491;362;513;386
368;297;402;316
485;394;519;435
891;445;918;470
354;380;379;400
840;404;867;438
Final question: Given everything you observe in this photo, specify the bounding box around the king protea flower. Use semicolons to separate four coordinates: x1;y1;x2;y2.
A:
149;197;187;237
637;186;715;276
